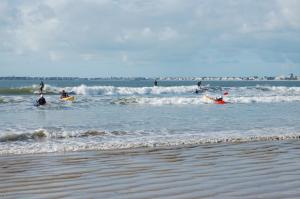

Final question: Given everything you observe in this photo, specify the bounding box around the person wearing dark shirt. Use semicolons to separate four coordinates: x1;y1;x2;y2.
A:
37;94;46;105
39;81;44;93
60;90;69;99
197;81;202;88
195;81;202;94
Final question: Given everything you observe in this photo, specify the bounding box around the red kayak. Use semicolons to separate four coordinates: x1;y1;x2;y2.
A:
204;96;226;104
215;99;225;104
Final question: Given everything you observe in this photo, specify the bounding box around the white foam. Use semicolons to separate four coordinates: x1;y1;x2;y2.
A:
227;95;300;103
1;127;299;155
112;94;300;105
3;85;300;106
68;85;197;95
113;96;209;105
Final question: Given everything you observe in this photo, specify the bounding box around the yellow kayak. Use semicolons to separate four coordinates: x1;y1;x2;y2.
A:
61;96;75;101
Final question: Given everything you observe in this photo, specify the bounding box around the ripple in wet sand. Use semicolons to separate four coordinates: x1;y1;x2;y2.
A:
1;140;300;199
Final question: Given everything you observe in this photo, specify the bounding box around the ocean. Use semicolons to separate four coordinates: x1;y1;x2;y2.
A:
1;80;300;198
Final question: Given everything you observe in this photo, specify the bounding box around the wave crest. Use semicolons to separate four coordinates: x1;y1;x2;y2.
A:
1;132;300;155
0;130;47;142
0;129;129;142
1;84;300;96
69;85;197;95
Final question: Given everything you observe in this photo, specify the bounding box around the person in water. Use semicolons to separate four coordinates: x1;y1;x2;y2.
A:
195;81;202;94
197;81;202;88
154;79;158;86
39;81;44;93
215;96;223;101
60;90;69;99
37;94;46;105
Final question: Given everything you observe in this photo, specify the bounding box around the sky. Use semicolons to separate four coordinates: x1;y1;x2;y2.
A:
0;0;299;77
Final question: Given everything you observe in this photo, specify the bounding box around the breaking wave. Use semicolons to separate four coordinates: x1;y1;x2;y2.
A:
112;96;210;105
69;85;198;95
0;97;6;104
0;84;199;95
1;85;300;107
0;87;37;95
0;127;299;155
111;95;300;105
0;129;125;142
0;85;58;95
1;84;300;96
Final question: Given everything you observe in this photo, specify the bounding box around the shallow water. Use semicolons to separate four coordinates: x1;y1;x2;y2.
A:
1;140;300;199
1;79;300;198
1;80;300;154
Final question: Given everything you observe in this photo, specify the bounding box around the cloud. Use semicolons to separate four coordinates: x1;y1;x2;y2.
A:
0;0;299;76
277;0;300;29
49;51;63;61
80;53;96;61
122;54;128;63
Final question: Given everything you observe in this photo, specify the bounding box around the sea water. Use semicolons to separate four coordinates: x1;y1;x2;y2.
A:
0;80;300;155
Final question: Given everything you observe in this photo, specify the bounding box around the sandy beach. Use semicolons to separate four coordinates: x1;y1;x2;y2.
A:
1;139;300;199
1;0;300;198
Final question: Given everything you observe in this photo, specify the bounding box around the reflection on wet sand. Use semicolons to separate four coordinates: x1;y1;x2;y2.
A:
1;140;300;198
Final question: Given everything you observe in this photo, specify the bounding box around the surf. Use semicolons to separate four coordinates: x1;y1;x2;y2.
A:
1;127;300;155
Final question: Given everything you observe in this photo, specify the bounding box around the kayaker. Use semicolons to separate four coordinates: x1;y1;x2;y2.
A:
215;96;223;101
37;94;46;105
60;90;69;99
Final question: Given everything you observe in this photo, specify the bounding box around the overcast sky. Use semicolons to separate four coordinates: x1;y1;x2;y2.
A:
0;0;299;77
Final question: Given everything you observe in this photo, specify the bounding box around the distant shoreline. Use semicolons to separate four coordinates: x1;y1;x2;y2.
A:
0;76;299;81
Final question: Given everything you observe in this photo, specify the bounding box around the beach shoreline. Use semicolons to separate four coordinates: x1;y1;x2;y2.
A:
1;139;300;198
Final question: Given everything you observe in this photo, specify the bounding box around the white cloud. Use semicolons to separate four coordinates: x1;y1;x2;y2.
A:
80;53;96;61
49;51;63;61
277;0;300;28
0;1;8;17
159;27;178;41
0;0;299;76
3;2;60;53
122;54;128;62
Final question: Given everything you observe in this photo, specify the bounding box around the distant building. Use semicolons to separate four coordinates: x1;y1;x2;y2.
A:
289;73;296;80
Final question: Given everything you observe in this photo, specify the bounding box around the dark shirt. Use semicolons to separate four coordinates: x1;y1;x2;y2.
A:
61;92;68;98
197;81;202;87
40;81;44;93
38;97;46;105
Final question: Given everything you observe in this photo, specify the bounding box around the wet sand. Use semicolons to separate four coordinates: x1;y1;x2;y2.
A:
1;140;300;199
